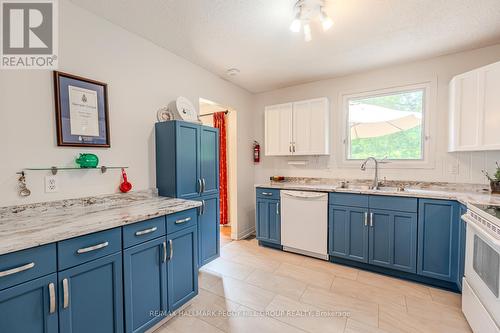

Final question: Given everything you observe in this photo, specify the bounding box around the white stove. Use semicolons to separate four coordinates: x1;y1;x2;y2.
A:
462;203;500;333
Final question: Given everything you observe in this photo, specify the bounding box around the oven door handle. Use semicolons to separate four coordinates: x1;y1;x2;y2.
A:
463;214;500;247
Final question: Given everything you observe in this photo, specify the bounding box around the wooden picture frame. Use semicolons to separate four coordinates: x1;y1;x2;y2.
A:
53;71;110;147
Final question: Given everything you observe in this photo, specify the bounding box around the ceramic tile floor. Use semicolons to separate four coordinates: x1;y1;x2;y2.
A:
154;238;471;333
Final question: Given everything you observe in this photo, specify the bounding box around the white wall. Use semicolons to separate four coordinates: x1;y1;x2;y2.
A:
0;0;255;235
254;44;500;185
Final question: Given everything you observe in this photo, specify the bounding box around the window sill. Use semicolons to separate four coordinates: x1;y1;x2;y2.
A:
337;159;436;170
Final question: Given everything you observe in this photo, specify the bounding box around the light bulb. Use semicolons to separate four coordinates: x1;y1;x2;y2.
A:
321;11;333;31
290;18;301;33
303;23;312;42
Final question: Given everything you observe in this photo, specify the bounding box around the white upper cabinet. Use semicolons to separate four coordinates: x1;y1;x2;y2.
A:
449;61;500;152
265;98;330;156
265;103;293;156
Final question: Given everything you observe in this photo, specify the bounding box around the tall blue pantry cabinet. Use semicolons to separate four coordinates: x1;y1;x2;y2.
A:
156;120;220;267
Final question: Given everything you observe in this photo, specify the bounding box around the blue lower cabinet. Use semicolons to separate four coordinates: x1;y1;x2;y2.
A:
58;252;124;333
256;198;281;245
167;226;198;311
369;209;417;273
0;273;58;333
198;196;220;266
417;199;459;282
123;237;168;333
329;205;369;263
256;199;269;241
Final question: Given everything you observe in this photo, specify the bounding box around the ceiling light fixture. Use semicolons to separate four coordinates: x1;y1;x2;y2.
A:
290;13;302;32
303;22;312;42
320;9;333;31
289;0;333;41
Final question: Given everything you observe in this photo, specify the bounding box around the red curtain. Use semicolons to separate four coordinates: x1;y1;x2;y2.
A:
213;112;228;225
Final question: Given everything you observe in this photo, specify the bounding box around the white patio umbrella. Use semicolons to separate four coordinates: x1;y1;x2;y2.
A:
349;103;422;139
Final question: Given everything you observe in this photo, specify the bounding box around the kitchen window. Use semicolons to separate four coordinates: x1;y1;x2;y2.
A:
342;83;432;166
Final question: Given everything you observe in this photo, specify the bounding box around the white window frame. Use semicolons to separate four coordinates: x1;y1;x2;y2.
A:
338;81;436;169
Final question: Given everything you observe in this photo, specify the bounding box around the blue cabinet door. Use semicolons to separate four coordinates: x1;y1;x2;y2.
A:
176;122;201;199
0;273;58;333
417;199;459;282
457;204;467;290
369;209;417;273
200;126;219;197
123;237;167;333
167;226;198;311
267;200;281;244
58;253;124;333
256;198;270;241
198;195;220;266
329;205;369;263
256;198;281;245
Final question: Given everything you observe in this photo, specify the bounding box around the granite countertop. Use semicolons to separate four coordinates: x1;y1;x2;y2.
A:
256;178;500;206
0;190;201;256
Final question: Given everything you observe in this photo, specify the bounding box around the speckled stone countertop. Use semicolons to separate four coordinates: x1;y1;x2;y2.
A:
0;190;201;256
256;178;500;206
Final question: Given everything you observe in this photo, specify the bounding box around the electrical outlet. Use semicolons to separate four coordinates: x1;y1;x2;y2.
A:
45;175;58;193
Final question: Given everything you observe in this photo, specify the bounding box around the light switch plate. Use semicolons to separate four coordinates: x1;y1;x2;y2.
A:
45;175;58;193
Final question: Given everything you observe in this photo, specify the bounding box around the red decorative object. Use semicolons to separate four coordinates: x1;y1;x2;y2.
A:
119;168;132;193
213;112;228;226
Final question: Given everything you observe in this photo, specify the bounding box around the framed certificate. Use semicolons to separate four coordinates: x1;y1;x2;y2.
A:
54;71;110;147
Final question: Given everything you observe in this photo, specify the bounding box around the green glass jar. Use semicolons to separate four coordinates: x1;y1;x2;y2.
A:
76;153;99;168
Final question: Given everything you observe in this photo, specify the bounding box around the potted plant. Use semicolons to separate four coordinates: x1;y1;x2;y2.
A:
482;162;500;194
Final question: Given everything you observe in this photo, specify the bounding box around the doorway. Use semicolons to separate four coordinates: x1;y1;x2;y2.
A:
199;98;237;248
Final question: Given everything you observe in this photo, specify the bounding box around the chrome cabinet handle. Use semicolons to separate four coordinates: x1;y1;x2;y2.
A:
77;241;109;254
200;200;205;215
135;226;157;236
48;283;56;314
364;212;368;227
162;241;167;263
175;217;191;224
0;262;35;278
289;144;292;153
201;178;206;193
276;202;280;215
370;213;374;227
198;179;202;193
169;239;173;260
293;143;296;153
62;278;69;309
261;192;273;196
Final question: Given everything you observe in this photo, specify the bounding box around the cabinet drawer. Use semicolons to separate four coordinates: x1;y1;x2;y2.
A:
123;216;166;248
329;193;368;208
166;209;198;234
0;244;56;291
369;195;418;213
256;188;280;200
58;228;122;270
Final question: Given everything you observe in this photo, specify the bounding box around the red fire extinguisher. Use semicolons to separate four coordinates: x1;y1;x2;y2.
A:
253;141;260;163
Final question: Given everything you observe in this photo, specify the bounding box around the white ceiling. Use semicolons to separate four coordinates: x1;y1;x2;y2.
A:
71;0;500;93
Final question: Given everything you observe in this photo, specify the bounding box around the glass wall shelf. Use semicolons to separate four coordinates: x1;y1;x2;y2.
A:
17;166;128;175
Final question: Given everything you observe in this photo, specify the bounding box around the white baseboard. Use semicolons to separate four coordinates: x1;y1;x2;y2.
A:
235;227;255;240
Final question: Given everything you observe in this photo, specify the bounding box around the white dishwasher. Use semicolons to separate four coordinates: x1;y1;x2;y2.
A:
280;190;329;260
